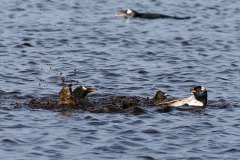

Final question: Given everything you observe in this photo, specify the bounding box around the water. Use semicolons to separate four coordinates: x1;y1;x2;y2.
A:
0;0;240;159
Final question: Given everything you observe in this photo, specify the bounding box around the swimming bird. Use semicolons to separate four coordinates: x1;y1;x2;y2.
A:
57;85;97;108
158;86;208;107
73;86;97;100
116;9;191;20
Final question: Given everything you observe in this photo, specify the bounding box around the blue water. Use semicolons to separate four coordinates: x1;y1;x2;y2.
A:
0;0;239;159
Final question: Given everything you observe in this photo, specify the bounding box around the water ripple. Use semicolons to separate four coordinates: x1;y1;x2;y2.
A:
0;0;240;160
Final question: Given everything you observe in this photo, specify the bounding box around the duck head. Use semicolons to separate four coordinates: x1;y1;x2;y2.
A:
116;9;138;19
190;86;208;106
73;86;97;100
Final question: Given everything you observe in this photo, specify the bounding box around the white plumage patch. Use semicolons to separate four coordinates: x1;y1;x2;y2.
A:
81;86;87;90
167;99;188;107
158;96;204;107
201;86;206;91
186;96;204;106
127;9;133;14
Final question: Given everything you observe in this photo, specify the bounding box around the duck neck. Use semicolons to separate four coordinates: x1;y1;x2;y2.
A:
195;93;208;106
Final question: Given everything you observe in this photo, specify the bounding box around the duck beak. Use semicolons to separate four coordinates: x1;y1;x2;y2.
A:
116;13;126;17
190;89;197;93
87;88;97;93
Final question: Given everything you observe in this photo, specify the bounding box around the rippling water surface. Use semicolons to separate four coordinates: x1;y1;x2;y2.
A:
0;0;240;159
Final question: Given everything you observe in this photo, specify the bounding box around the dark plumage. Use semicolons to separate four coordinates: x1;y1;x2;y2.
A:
57;85;97;108
72;86;97;100
57;84;76;107
190;86;208;106
116;9;191;20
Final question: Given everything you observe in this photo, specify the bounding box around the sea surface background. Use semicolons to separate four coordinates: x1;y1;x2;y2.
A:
0;0;240;159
